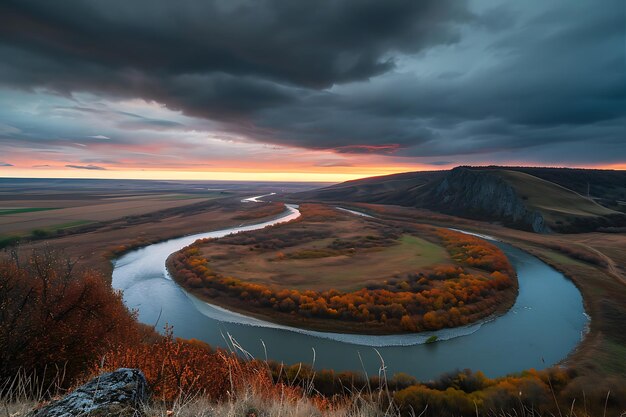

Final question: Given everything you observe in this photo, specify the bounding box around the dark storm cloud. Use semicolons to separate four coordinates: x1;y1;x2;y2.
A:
53;106;185;131
243;1;625;158
0;0;468;86
65;164;106;170
117;118;183;130
0;0;470;122
0;0;624;163
425;161;453;166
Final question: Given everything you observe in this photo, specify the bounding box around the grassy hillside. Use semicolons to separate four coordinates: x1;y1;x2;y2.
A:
290;166;626;233
479;166;626;213
494;170;615;226
291;170;443;204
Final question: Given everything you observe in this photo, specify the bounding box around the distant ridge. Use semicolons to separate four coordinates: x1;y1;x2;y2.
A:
290;166;626;233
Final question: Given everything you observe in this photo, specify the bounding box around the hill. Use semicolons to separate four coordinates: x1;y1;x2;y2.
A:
290;166;626;233
292;170;444;204
474;166;626;213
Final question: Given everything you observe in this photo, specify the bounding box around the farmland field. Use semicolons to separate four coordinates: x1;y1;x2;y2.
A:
0;178;321;275
0;192;225;236
0;178;323;237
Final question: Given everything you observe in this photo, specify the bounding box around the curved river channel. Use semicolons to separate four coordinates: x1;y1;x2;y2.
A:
112;199;587;379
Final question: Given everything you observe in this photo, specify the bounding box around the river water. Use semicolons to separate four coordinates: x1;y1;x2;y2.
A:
111;201;587;379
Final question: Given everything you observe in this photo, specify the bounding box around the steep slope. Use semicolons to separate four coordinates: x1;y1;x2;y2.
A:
419;168;550;232
291;166;625;233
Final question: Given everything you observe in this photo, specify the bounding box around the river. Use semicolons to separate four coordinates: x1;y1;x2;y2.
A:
111;200;587;379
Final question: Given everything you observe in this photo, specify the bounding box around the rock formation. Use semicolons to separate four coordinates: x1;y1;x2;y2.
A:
28;368;148;417
422;167;549;233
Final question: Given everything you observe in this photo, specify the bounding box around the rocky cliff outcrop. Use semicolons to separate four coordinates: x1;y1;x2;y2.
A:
28;368;148;417
288;166;625;233
420;168;549;233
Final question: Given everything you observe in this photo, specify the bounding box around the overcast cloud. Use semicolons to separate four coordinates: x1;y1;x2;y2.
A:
0;0;623;171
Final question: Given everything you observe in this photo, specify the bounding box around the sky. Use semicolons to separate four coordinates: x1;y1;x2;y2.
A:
0;0;624;182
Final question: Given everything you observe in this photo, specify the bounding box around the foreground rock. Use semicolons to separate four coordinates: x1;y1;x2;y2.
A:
29;368;148;417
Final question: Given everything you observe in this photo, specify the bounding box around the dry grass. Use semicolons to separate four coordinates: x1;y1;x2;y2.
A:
3;391;617;417
198;233;448;292
144;392;391;417
133;347;402;417
8;200;289;278
0;367;65;417
190;208;449;292
1;400;37;417
0;194;218;236
498;170;615;220
0;352;618;417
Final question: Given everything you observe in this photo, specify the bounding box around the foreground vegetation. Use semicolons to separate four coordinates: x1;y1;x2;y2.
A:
168;204;517;333
1;243;624;416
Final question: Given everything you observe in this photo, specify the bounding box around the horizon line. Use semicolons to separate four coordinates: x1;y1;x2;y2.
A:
1;164;624;184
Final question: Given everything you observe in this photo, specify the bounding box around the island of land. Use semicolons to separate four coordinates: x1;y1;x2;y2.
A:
168;203;518;334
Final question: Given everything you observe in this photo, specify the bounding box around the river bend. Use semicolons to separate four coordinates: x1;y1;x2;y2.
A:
112;199;586;379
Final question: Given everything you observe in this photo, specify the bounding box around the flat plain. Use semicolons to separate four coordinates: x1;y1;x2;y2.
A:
0;178;320;275
194;210;449;291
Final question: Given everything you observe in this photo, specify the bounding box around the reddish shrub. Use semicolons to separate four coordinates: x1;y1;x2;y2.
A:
0;249;140;388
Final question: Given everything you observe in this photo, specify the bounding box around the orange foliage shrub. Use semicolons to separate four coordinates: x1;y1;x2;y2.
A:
393;368;587;416
298;204;346;221
97;327;301;403
437;229;514;276
0;249;140;388
267;364;617;417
